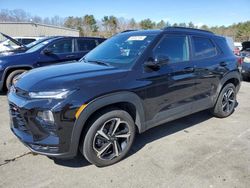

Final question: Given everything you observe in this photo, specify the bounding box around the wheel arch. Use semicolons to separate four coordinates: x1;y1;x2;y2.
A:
69;91;146;155
2;65;33;89
213;71;241;105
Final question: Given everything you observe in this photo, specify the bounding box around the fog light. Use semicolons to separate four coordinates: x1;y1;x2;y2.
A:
37;110;54;124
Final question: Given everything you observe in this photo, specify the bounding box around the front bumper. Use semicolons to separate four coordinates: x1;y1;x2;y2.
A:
8;90;78;159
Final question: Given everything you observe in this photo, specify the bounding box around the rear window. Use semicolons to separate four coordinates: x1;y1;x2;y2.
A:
77;39;97;51
192;37;217;59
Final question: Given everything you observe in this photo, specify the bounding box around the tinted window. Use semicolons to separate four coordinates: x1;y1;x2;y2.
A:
47;39;73;53
77;39;97;51
97;38;106;44
21;39;36;45
192;37;217;59
154;35;189;63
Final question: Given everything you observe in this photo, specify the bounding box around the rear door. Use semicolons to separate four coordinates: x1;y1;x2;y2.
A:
37;38;78;67
190;36;223;108
143;34;197;128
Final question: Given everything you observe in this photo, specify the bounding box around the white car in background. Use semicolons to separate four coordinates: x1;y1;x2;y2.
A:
234;42;242;51
0;33;43;52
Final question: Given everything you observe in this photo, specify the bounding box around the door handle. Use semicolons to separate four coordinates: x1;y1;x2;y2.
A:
184;67;195;72
220;62;227;67
66;55;76;58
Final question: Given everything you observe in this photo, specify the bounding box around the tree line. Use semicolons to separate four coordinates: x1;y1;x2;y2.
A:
0;9;249;41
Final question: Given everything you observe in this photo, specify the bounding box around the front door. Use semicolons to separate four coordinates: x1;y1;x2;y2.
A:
37;38;77;67
142;34;197;129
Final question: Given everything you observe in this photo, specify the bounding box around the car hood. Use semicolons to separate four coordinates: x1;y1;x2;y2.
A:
15;61;128;91
0;32;26;48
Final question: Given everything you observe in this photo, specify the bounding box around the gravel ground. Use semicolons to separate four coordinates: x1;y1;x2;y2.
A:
0;82;249;188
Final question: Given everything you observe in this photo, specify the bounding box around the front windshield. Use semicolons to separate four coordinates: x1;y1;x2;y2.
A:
83;32;157;68
26;38;47;48
26;39;53;53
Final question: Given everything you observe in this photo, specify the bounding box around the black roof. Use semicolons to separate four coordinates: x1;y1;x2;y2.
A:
120;27;215;37
163;27;214;35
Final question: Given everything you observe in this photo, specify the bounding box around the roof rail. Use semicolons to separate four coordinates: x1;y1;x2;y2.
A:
163;27;214;34
121;29;137;33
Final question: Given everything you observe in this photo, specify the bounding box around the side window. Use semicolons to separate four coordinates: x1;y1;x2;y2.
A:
154;35;189;63
16;38;22;43
21;39;36;45
47;39;73;54
192;37;217;59
77;39;97;51
97;38;106;45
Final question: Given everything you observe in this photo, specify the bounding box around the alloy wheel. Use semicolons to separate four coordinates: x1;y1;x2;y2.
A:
221;87;235;113
93;118;131;160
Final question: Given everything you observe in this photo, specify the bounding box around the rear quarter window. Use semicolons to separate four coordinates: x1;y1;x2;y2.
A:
192;36;218;59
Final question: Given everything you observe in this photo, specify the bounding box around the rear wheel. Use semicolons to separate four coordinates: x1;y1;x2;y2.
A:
212;83;236;118
6;69;27;90
81;108;135;167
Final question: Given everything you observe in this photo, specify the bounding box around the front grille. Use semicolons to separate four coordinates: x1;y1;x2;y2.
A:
9;104;30;134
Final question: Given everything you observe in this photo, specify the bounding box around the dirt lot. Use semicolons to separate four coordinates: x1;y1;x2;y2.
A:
0;82;250;188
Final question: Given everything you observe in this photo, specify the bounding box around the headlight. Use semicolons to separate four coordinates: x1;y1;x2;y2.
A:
29;89;73;99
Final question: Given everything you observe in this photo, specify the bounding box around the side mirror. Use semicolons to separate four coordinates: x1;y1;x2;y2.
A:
144;54;169;69
43;48;53;55
155;54;169;65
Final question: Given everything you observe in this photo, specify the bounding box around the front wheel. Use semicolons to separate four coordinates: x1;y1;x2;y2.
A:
212;83;237;118
6;69;27;90
81;108;136;167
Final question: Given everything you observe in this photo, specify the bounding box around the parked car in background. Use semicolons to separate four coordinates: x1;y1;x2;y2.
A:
241;41;250;80
224;36;242;56
0;36;106;90
234;42;243;51
0;35;57;57
0;33;43;52
8;27;241;167
15;37;43;45
233;42;242;56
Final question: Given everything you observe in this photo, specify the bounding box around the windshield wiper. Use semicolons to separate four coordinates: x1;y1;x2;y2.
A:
85;59;110;66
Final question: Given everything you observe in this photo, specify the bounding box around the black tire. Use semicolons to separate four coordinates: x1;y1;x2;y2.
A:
212;83;237;118
6;69;26;90
81;108;136;167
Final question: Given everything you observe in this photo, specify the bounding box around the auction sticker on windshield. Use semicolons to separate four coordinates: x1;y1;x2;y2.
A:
127;36;147;41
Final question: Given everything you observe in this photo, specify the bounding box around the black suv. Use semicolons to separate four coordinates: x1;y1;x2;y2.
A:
8;27;241;167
